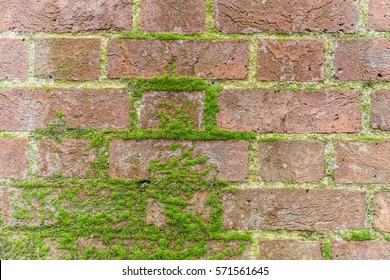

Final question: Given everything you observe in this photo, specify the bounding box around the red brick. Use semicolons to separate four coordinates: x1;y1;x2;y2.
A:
217;90;360;133
35;39;100;81
141;0;205;33
214;0;359;33
109;139;249;181
140;91;204;129
37;139;97;178
370;91;390;130
257;240;323;260
368;0;390;31
259;140;325;182
335;39;390;80
0;0;132;32
257;40;324;81
107;39;248;79
373;192;390;232
0;138;28;179
332;241;390;260
0;39;28;80
334;141;390;183
222;189;366;230
0;88;130;130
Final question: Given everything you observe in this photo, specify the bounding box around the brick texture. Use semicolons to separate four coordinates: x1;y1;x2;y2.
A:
257;240;323;260
335;141;390;183
332;241;390;260
0;0;132;32
0;88;130;130
140;91;205;129
259;140;325;182
370;91;390;130
257;40;325;81
222;189;366;231
109;139;249;181
34;39;100;81
214;0;359;33
37;139;97;178
141;0;205;33
368;0;390;31
373;192;390;232
217;90;360;133
107;39;248;79
0;138;28;179
0;38;28;80
335;39;390;81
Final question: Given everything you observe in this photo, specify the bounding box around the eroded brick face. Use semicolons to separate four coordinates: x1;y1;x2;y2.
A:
257;240;323;260
217;90;360;133
214;0;359;33
0;138;28;179
107;39;249;79
0;0;132;32
141;0;205;33
373;192;390;232
0;39;28;80
370;90;390;130
332;241;390;260
34;38;101;81
221;189;366;231
109;139;249;182
368;0;390;31
0;88;130;130
257;40;325;82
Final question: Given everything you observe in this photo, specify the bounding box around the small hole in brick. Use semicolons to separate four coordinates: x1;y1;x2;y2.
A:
378;73;383;78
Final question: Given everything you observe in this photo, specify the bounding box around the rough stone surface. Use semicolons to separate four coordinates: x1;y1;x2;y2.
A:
0;88;130;130
37;139;97;178
0;138;28;179
373;192;390;232
0;0;132;32
259;140;325;182
222;189;366;231
35;38;100;81
217;89;360;133
370;91;390;130
107;39;248;79
334;141;390;183
368;0;390;31
0;38;28;80
140;91;205;129
214;0;359;33
335;39;390;81
109;139;249;182
257;240;323;260
141;0;205;33
257;40;325;81
332;241;390;260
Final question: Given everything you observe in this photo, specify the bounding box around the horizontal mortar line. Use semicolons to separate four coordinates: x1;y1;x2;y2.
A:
251;230;389;240
255;132;390;140
0;80;129;89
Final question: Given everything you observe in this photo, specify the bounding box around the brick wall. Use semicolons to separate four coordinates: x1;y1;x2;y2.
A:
0;0;390;260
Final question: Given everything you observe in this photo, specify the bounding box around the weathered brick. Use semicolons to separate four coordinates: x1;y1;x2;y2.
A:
204;240;251;260
0;88;130;130
222;189;366;231
259;140;325;182
368;0;390;31
141;0;205;33
335;39;390;80
257;40;325;81
332;241;390;260
0;138;28;179
140;91;205;130
146;192;211;227
107;39;248;79
257;240;323;260
37;139;97;178
0;0;132;32
109;139;249;181
334;141;390;183
214;0;359;33
370;91;390;130
373;192;390;232
217;90;360;133
0;38;28;80
35;39;100;81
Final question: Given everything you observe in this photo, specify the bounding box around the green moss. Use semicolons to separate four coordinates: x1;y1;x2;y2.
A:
356;135;383;141
345;230;375;241
322;242;332;260
385;235;390;242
